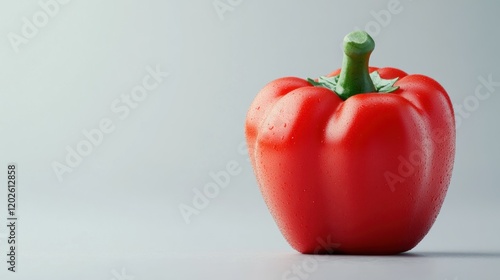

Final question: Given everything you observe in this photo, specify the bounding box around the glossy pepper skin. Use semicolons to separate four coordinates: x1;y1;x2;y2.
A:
245;31;455;254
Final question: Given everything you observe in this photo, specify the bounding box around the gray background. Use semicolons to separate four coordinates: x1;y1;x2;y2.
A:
0;0;499;279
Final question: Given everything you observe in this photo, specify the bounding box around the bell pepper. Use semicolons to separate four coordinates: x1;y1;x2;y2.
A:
245;31;455;254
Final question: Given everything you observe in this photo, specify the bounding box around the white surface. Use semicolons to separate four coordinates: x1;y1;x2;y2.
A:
0;0;499;279
13;250;500;279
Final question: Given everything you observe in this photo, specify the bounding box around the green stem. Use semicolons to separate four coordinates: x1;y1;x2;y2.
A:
335;31;376;99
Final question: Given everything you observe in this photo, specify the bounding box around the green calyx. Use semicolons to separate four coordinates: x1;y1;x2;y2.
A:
307;71;399;100
307;31;399;101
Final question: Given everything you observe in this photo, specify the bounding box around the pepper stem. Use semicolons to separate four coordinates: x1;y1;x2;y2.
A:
335;31;376;99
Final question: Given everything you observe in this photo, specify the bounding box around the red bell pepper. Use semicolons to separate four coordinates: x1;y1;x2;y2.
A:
245;31;455;254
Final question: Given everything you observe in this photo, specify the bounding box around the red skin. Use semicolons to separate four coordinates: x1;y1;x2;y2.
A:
245;67;455;254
